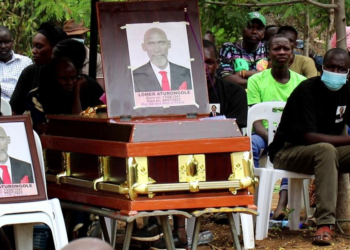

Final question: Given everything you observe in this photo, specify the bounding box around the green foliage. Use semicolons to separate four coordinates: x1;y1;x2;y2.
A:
0;0;92;56
199;0;251;48
1;0;349;57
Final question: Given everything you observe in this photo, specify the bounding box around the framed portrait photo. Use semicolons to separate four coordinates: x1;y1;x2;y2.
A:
0;115;46;203
97;0;209;118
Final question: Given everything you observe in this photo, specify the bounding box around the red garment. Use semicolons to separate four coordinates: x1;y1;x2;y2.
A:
0;165;11;184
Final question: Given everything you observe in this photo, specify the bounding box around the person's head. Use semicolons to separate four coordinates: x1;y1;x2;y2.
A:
204;30;216;44
268;34;292;68
61;238;113;250
63;19;89;42
340;106;344;114
242;12;266;46
203;39;218;88
0;126;10;163
53;39;86;74
32;22;67;66
277;26;298;50
142;28;171;69
52;57;78;94
321;48;350;91
211;105;217;112
323;48;350;73
263;25;279;42
0;26;13;63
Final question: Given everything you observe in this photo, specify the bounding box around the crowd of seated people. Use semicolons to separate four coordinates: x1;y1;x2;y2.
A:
1;10;346;249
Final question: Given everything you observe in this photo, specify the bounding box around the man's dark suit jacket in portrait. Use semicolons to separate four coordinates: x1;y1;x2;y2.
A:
133;62;192;92
0;157;34;184
209;112;221;117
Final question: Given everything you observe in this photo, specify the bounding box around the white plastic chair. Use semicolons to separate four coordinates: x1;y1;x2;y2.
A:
1;97;12;116
247;102;313;240
0;131;68;250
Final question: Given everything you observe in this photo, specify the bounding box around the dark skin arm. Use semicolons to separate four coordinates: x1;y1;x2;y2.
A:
223;71;259;88
253;120;268;142
303;133;350;146
71;76;88;114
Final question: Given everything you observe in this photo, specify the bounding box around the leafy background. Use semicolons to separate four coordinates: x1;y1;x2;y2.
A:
1;0;349;56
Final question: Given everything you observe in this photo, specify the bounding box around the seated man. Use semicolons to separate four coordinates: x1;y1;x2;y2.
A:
268;48;350;245
0;25;32;101
218;12;268;88
205;40;247;128
277;26;317;78
247;34;306;219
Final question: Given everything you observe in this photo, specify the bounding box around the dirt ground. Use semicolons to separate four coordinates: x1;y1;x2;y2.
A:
115;183;350;250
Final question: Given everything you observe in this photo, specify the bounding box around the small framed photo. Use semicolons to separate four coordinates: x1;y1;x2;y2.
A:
0;115;46;203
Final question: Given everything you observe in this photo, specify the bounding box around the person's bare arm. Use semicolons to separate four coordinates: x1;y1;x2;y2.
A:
253;120;268;142
303;132;350;146
96;78;105;91
71;76;88;114
223;71;259;88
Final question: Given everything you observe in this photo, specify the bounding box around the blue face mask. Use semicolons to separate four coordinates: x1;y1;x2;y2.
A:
321;68;349;91
71;38;85;44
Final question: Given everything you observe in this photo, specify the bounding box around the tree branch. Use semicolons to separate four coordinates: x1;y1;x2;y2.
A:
205;0;338;9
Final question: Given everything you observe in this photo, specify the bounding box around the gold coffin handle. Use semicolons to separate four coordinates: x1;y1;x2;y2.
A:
80;104;107;116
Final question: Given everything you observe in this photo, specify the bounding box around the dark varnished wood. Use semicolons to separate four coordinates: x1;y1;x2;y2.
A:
47;182;253;211
41;135;250;157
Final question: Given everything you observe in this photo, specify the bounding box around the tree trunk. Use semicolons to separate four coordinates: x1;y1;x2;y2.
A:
336;174;350;233
334;0;347;50
326;7;334;51
303;11;309;56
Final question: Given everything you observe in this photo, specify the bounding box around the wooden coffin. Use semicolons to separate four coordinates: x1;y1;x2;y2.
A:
41;114;257;213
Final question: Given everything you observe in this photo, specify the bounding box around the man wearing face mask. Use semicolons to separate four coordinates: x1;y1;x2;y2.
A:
268;48;350;246
63;20;104;89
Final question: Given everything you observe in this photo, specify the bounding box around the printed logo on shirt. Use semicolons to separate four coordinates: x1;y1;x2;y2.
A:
335;105;346;123
209;103;221;117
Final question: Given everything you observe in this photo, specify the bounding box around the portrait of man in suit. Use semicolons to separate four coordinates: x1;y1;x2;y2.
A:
0;126;34;184
335;106;346;123
133;27;193;92
209;104;221;117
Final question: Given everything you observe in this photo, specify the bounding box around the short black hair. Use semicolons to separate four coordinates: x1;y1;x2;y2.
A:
203;39;217;58
277;26;298;39
268;34;290;50
265;25;278;31
324;48;349;64
0;25;12;39
53;39;86;71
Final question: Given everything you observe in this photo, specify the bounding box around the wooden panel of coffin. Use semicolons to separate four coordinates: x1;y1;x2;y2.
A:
41;114;257;211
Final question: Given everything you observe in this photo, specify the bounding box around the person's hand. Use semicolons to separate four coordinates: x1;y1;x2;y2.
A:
75;75;89;89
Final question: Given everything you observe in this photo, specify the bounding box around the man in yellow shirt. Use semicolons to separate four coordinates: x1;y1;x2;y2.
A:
277;26;317;78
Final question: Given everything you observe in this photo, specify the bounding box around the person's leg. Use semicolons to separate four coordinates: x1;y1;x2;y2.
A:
251;134;268;168
274;142;338;226
274;142;339;245
0;228;13;250
173;217;187;243
336;145;350;173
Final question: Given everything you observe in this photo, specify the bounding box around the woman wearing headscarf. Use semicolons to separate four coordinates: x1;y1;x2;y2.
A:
10;22;67;114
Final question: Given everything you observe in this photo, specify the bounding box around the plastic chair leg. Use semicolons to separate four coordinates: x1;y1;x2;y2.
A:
240;213;255;250
14;223;35;250
288;178;303;230
255;169;274;240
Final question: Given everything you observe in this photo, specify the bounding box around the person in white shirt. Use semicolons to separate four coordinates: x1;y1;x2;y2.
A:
0;26;32;101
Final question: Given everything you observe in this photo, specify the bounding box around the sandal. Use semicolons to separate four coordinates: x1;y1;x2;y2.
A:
271;212;286;221
312;226;332;246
